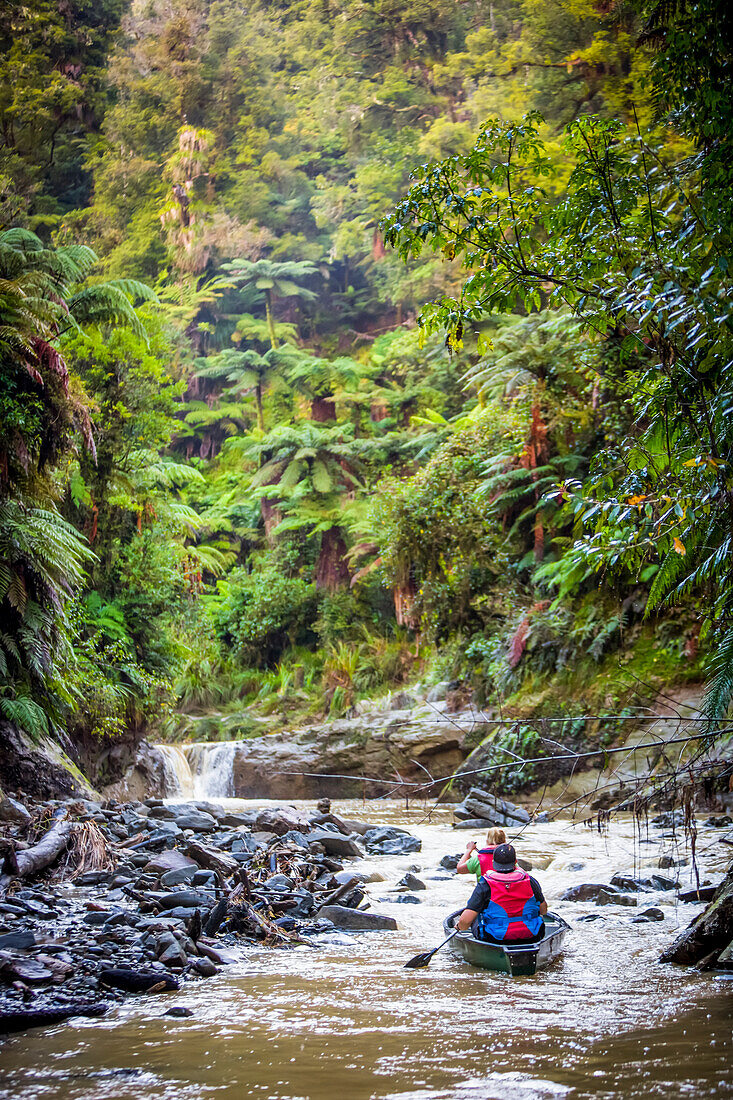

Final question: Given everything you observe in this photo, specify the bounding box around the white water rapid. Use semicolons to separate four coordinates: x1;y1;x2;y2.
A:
156;741;236;800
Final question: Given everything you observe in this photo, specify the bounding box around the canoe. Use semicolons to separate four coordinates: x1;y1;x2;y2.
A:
442;909;570;976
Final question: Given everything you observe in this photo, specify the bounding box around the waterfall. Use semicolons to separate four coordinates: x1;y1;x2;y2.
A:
187;742;236;799
156;741;236;800
158;745;195;799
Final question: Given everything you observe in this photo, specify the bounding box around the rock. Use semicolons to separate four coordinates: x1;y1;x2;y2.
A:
254;808;311;836
455;788;531;826
197;898;225;938
397;873;425;891
427;681;456;702
276;830;311;849
452;818;495;830
596;890;637;907
651;875;678;891
308;830;362;857
192;871;216;888
186;840;240;877
192;958;217;977
390;895;421;904
158;942;187;968
171;810;217;832
83;911;113;926
632;908;665;923
610;874;653;893
658;854;687;869
318;905;398;931
0;956;53;983
155;891;214;911
651;810;685;828
439;853;461;871
265;874;295;891
160;867;197;888
144;850;198;876
705;816;732;827
195;942;237;966
363;827;421;856
534;811;551;823
576;914;606;922
0;722;97;800
716;938;733;970
560;883;614;902
360;870;386;883
0;930;36;950
566;862;585;873
148;805;178;820
164;1006;193;1017
661;867;733;965
73;870;113;886
0;797;31;827
229;714;465;799
678;885;719;903
99;968;179;993
389;692;416;711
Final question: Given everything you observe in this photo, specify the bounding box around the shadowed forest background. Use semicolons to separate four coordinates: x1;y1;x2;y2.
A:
1;0;731;790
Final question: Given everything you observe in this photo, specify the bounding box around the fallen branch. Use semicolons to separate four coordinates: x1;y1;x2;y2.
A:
14;811;73;879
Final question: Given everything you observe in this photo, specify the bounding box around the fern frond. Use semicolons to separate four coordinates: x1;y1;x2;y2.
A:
703;625;733;720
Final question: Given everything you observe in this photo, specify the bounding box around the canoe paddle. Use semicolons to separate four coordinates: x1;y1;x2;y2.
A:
404;928;459;969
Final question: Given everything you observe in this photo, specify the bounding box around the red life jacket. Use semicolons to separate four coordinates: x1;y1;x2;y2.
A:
476;846;496;875
475;869;543;941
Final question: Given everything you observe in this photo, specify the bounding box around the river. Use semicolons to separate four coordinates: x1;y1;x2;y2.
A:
0;801;731;1099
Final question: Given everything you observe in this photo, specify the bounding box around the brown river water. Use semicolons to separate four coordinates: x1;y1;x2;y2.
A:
0;801;731;1099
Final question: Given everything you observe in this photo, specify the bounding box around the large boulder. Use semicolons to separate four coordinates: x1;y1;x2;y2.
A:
362;827;421;855
660;866;733;965
0;722;98;800
308;830;363;857
254;807;311;836
453;788;531;827
101;741;168;802
318;905;398;931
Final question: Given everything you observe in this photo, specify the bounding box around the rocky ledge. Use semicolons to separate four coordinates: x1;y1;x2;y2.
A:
112;697;479;802
0;795;420;1035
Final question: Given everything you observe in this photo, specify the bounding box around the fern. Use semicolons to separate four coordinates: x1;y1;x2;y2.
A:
703;625;733;720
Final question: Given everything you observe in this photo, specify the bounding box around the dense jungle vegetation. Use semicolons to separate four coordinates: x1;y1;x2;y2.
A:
0;0;731;775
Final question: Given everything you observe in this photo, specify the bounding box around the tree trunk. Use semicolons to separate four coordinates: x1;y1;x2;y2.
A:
311;395;336;422
260;496;282;540
255;379;264;431
316;527;351;591
265;290;278;350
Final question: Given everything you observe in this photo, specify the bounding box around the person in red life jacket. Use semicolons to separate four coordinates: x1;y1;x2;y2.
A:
455;843;547;943
455;826;507;881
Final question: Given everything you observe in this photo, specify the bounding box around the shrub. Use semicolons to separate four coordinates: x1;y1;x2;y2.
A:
213;566;316;667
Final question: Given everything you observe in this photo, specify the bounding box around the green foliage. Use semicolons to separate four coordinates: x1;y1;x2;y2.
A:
0;498;94;738
213;566;316;667
3;0;729;759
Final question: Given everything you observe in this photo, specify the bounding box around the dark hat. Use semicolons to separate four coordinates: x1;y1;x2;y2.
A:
491;843;517;873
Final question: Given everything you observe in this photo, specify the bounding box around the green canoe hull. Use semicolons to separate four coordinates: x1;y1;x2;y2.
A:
443;911;570;976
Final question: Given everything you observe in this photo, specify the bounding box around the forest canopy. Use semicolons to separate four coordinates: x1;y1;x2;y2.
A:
0;0;731;769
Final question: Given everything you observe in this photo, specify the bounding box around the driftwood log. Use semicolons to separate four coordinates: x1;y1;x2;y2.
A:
0;1003;108;1034
12;812;73;878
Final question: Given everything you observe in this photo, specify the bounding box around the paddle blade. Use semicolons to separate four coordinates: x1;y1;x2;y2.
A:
403;949;436;969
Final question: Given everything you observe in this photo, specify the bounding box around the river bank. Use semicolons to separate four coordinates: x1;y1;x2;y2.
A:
0;800;732;1098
